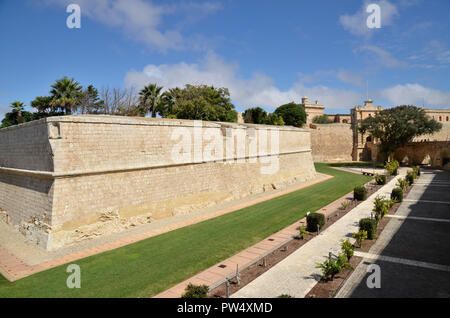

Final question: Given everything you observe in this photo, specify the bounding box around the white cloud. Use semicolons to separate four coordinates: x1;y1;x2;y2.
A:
379;83;450;107
339;0;398;36
358;45;407;68
336;70;364;87
124;53;363;110
41;0;221;51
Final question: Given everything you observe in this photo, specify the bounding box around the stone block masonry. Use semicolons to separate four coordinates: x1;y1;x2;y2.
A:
0;115;316;250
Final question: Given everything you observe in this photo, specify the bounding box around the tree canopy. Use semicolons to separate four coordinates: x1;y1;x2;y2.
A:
1;101;36;128
243;107;284;125
274;102;307;127
139;84;163;118
359;105;442;159
157;84;237;122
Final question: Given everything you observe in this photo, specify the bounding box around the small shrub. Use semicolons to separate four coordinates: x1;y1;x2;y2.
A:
413;166;420;176
353;186;368;201
352;230;368;247
385;160;399;176
278;294;293;298
341;200;349;210
406;170;415;185
336;253;354;271
372;195;389;221
341;239;354;260
306;212;325;232
315;259;341;281
396;178;408;191
298;225;309;240
359;218;377;239
391;187;403;202
181;283;209;298
375;174;387;185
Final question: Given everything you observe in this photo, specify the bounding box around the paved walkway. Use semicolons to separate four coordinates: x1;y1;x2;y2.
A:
336;169;450;298
155;184;359;298
231;170;406;298
0;173;331;282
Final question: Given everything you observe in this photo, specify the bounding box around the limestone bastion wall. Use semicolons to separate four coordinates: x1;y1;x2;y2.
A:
309;124;353;162
0;115;316;250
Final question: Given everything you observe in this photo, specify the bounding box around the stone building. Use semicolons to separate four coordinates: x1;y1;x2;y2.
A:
301;96;325;124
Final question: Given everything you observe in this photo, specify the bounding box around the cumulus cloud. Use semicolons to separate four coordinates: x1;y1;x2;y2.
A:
339;0;398;36
124;53;363;110
41;0;222;51
379;83;450;107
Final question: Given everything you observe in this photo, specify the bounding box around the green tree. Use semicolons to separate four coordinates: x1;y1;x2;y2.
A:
31;96;52;114
49;77;83;115
264;113;285;125
312;114;333;124
139;83;163;118
79;85;104;114
158;84;237;122
359;105;442;160
1;101;36;128
274;102;307;127
243;107;268;124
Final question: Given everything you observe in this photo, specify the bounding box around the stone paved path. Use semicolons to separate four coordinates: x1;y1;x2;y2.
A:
0;173;331;282
231;169;405;298
336;169;450;298
154;184;357;298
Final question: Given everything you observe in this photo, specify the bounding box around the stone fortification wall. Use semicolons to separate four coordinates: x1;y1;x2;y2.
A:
0;115;316;250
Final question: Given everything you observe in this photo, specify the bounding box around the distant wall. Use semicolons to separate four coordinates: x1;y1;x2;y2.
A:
394;141;450;169
414;122;450;142
309;124;353;162
0;116;317;250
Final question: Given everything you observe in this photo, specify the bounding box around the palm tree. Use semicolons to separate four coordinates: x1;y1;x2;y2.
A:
9;101;24;124
139;83;163;118
49;77;82;115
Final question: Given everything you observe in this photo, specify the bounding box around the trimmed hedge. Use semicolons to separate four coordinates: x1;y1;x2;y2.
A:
307;212;325;232
354;186;368;201
359;218;377;240
391;187;403;202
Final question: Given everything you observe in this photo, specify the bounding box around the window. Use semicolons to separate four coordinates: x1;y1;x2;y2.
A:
439;116;442;121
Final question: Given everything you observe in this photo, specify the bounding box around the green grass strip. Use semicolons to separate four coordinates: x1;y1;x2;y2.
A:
0;163;371;298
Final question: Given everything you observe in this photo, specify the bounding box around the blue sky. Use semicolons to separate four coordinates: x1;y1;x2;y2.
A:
1;0;449;118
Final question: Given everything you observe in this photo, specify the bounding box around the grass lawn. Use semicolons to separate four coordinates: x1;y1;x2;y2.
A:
329;161;384;168
0;163;371;298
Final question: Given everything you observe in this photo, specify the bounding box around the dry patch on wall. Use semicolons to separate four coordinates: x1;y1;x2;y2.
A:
309;124;353;162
